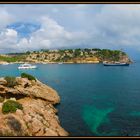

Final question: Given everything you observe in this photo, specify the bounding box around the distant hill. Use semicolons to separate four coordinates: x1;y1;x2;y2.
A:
0;48;132;64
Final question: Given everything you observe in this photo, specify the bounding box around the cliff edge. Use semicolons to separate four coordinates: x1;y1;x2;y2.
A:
0;76;68;136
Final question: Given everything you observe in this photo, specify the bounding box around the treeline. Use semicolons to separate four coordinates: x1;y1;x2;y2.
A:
0;48;128;63
94;49;126;61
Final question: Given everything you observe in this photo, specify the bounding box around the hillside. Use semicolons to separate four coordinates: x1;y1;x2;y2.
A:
0;49;132;64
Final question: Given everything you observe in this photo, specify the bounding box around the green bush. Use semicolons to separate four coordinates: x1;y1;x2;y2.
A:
4;76;17;88
2;100;23;114
21;73;36;81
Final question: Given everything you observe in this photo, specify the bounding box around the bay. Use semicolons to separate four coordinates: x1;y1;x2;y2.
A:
0;62;140;136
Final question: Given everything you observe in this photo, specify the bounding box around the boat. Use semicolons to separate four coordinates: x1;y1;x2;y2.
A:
58;62;63;64
103;61;129;66
18;63;37;69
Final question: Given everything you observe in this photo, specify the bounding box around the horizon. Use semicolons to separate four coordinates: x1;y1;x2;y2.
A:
0;4;140;60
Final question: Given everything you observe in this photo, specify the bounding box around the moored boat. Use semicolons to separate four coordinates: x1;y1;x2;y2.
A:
18;63;37;69
58;62;63;64
103;61;129;66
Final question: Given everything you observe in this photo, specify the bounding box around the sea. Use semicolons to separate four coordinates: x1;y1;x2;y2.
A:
0;62;140;136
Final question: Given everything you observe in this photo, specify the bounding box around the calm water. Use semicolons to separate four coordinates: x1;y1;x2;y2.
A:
1;62;140;136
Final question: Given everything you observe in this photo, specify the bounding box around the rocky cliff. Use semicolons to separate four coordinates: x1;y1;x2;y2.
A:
3;48;131;64
0;77;68;136
25;49;132;64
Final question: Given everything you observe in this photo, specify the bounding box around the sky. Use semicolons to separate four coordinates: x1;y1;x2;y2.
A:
0;4;140;59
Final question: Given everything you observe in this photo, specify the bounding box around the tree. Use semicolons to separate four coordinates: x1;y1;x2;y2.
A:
26;51;31;55
74;49;81;57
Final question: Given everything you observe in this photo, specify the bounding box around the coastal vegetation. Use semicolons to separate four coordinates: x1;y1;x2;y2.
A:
0;54;26;63
4;76;17;88
0;48;131;64
25;48;131;63
94;49;126;62
2;100;23;114
21;73;36;81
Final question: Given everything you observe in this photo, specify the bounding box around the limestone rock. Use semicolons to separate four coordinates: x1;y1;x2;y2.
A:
0;78;7;86
1;77;60;104
14;79;60;104
0;77;68;136
0;85;7;94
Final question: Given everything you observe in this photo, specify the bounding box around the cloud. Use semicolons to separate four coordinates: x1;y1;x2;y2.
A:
0;8;14;29
5;29;17;37
0;29;18;52
0;16;90;53
89;4;140;49
0;4;140;55
18;16;90;51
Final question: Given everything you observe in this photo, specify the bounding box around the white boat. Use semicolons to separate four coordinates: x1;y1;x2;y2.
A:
58;62;63;64
18;63;37;69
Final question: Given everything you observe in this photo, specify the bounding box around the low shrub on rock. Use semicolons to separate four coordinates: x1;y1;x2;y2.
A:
4;76;17;88
21;73;36;81
2;100;23;114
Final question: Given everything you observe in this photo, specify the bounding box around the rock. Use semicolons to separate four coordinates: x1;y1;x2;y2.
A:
14;78;60;104
44;128;58;136
0;85;7;94
0;77;68;136
0;114;29;136
0;78;7;86
16;77;32;88
57;126;69;136
0;97;4;103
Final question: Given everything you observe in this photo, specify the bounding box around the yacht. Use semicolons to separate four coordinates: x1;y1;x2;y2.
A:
103;61;129;66
18;63;37;69
58;62;63;64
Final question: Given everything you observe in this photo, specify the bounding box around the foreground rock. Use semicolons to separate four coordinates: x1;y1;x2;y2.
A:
0;77;68;136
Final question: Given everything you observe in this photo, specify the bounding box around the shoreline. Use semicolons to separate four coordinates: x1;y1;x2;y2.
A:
0;61;101;65
0;60;132;65
0;48;132;65
0;62;133;65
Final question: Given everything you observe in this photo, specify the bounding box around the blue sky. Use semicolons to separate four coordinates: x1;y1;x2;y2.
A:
0;4;140;59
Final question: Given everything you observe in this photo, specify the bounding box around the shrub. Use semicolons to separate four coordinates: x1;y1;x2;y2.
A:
2;100;23;114
4;76;17;88
21;73;36;81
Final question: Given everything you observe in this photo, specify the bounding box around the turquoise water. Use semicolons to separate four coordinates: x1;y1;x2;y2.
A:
1;62;140;136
